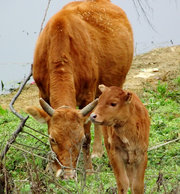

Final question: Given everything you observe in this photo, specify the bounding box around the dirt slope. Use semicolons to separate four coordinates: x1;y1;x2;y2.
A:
0;45;180;111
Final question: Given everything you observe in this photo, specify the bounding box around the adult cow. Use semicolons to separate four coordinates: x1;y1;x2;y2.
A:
26;0;133;179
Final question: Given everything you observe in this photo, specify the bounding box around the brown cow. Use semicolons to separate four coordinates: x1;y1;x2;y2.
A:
90;85;150;194
26;0;133;179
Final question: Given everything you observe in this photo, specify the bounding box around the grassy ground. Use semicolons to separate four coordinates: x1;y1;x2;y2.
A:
143;77;180;193
0;76;180;193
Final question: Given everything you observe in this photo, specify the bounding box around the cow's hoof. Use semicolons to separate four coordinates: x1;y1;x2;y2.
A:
91;152;104;159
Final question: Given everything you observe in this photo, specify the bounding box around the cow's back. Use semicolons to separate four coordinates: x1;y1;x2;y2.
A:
33;0;133;107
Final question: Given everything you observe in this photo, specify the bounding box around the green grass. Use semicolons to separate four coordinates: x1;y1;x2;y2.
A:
143;78;180;193
0;76;180;193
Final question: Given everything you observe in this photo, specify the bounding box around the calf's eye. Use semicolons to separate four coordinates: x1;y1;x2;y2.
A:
110;102;117;107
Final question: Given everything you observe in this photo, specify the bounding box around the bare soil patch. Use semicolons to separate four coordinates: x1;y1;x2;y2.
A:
0;45;180;111
124;45;180;95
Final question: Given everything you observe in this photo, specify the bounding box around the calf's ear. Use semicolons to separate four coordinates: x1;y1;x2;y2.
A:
98;84;107;93
125;92;132;104
26;106;50;123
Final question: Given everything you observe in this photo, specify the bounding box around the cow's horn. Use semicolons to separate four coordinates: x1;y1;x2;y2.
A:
80;98;98;116
39;98;54;116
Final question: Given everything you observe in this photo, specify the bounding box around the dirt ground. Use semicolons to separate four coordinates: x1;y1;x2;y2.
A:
0;45;180;111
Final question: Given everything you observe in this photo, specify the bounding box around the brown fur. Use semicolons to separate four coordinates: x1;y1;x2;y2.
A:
91;85;150;194
27;0;133;178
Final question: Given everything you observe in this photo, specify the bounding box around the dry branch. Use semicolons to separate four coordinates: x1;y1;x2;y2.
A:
14;142;45;152
9;144;52;162
39;0;52;35
148;137;180;151
9;65;32;120
0;116;29;161
22;131;49;147
38;168;72;193
25;124;49;138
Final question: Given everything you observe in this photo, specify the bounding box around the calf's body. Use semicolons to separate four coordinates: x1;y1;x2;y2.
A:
91;85;150;193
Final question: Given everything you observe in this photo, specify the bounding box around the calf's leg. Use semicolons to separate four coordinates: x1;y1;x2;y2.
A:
131;154;147;194
102;127;129;194
109;151;129;194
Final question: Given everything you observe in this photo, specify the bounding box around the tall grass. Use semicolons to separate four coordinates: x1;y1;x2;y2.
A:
0;77;180;193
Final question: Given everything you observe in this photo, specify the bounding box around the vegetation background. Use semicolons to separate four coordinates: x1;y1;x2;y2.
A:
0;46;180;193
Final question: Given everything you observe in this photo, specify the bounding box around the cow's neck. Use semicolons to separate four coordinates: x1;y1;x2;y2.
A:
49;71;76;109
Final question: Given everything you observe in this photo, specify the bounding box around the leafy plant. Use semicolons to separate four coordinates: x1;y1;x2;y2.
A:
0;77;180;193
157;81;168;96
143;78;180;193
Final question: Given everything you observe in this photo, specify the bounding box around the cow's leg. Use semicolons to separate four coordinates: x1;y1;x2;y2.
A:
82;121;93;172
102;127;129;193
131;154;147;194
91;124;104;158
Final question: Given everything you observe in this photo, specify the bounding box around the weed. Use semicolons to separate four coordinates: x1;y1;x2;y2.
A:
175;76;180;86
157;81;168;96
0;77;180;193
143;78;180;193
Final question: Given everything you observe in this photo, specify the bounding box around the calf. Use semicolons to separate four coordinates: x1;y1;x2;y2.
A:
90;85;150;194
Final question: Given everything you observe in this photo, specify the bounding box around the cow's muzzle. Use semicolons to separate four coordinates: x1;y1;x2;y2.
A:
56;169;76;180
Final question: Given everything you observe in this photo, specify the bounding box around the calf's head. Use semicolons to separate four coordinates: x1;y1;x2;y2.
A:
26;98;98;179
90;85;132;127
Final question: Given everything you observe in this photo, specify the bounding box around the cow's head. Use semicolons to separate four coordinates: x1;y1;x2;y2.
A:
90;85;132;127
26;98;98;179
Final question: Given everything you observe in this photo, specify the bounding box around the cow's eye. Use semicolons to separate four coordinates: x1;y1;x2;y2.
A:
49;137;57;144
110;102;117;107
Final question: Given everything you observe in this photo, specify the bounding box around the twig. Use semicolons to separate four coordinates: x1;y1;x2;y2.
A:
156;172;167;193
25;124;49;138
14;142;45;152
148;137;180;151
132;0;156;31
23;154;34;185
38;169;72;194
22;131;49;147
1;66;32;161
0;134;7;153
3;158;8;194
23;153;44;193
9;144;52;162
0;116;29;161
9;65;32;120
79;170;87;194
30;153;40;187
39;0;52;35
14;179;28;183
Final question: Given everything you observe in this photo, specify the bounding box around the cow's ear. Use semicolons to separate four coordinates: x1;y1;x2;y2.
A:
98;84;107;93
125;92;132;104
26;106;50;123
